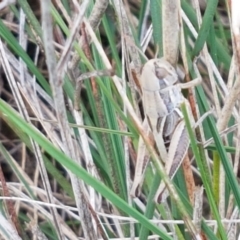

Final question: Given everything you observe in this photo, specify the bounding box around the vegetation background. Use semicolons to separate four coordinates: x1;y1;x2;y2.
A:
0;0;239;239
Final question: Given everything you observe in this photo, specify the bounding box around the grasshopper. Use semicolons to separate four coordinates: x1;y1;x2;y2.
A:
131;58;200;202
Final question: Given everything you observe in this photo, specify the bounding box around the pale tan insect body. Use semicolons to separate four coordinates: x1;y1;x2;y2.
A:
132;58;199;201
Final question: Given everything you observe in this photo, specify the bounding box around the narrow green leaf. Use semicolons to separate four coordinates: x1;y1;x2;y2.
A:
150;0;163;57
196;87;240;210
213;151;220;205
191;0;218;57
181;103;227;240
0;99;173;240
0;20;51;94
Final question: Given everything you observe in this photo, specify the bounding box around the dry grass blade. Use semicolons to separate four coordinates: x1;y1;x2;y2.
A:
0;39;65;239
0;164;21;236
69;0;109;71
218;0;240;132
0;212;21;240
56;0;89;76
162;0;180;66
40;0;97;239
193;186;204;233
0;0;15;10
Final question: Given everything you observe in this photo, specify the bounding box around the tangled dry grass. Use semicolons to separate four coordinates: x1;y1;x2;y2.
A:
0;0;240;240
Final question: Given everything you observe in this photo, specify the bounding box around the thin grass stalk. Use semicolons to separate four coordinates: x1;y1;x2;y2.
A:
181;103;227;240
0;39;65;239
121;30;135;238
162;0;180;66
179;2;198;205
213;152;220;205
226;119;240;219
138;0;150;43
40;0;98;239
0;20;51;93
112;0;142;125
139;174;161;240
81;20;127;207
150;0;163;57
0;212;22;240
0;98;173;240
192;0;227;219
196;83;240;211
0;164;21;236
18;0;43;48
191;0;218;57
69;0;109;72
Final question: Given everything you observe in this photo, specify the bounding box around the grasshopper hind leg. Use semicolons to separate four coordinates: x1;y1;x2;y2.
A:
154;120;189;203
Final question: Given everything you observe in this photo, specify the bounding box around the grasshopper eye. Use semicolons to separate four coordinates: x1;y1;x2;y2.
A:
155;65;168;79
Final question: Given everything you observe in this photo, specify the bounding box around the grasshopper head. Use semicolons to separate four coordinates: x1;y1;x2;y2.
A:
154;58;178;88
140;58;178;91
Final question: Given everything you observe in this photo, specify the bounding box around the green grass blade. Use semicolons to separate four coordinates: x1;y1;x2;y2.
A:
0;20;51;94
181;0;231;69
191;0;218;57
0;142;35;199
196;87;240;209
181;103;227;240
0;99;173;240
150;0;163;57
18;0;43;38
